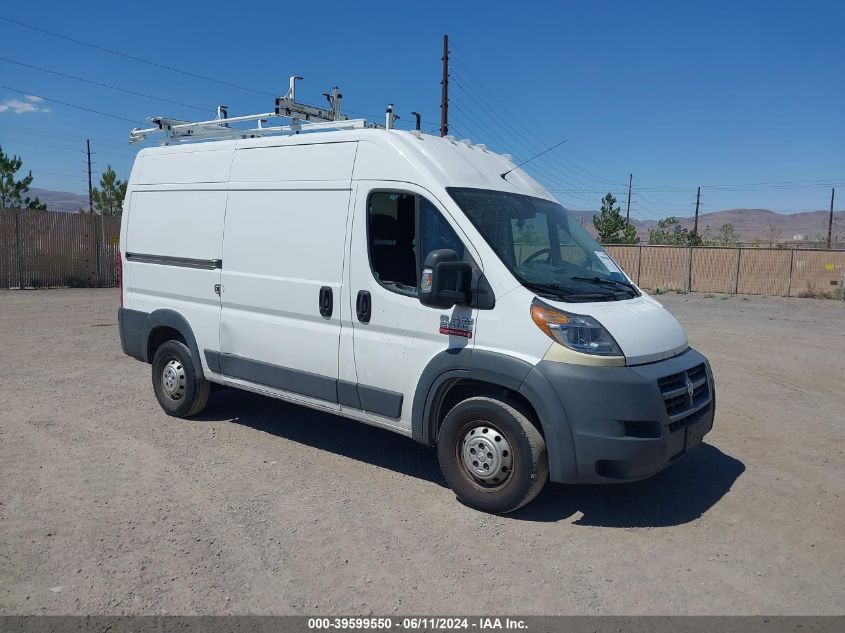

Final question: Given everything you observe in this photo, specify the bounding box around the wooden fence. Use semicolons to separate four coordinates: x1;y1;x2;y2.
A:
0;209;121;288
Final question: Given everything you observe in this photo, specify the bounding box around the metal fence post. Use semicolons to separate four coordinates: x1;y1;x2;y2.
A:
94;212;104;287
734;247;742;295
637;244;643;285
786;248;795;298
14;208;23;288
686;246;693;293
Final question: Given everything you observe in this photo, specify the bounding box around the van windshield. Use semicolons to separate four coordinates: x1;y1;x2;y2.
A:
447;187;639;302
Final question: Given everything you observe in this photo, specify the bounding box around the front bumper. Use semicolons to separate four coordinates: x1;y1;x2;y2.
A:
527;347;715;483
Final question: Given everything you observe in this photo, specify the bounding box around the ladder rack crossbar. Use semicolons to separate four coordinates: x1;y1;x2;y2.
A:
172;111;277;130
130;117;367;145
128;76;383;145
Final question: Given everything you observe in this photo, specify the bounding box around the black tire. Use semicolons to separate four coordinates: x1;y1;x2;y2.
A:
437;396;548;514
151;340;210;418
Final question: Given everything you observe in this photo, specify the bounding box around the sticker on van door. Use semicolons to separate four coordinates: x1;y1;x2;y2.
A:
440;315;474;338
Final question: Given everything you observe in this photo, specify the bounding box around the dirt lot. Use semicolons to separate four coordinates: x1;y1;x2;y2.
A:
0;289;843;615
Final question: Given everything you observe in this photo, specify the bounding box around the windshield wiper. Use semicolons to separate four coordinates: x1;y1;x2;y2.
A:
571;276;639;295
521;282;575;299
521;281;612;302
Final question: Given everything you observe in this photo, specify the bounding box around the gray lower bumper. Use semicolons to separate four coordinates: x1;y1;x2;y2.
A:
118;307;147;362
524;347;715;484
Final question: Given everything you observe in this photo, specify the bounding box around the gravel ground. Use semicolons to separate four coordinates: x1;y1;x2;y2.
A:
0;289;842;615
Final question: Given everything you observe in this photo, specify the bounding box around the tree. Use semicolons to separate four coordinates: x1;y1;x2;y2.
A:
709;223;742;247
687;229;704;246
91;165;127;216
0;145;47;211
648;216;703;246
593;193;638;244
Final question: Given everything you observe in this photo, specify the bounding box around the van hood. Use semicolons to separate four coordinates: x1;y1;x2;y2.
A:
546;293;688;365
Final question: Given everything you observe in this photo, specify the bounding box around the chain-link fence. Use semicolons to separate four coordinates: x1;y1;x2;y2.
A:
2;211;843;298
0;209;121;288
605;244;845;298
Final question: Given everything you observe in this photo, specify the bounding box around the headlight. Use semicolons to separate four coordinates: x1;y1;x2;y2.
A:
530;299;623;356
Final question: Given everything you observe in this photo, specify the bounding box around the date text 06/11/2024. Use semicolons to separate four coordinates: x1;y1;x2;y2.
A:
307;617;527;630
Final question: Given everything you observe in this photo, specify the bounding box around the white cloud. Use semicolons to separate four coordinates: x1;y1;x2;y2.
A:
0;95;51;114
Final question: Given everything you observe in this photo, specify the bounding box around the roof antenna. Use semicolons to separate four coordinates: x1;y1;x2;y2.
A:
500;138;568;180
385;104;399;130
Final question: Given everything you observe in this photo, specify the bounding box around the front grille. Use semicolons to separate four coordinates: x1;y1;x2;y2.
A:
658;363;710;429
667;402;711;434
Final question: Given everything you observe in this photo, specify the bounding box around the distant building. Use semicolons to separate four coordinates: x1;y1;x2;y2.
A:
793;234;807;241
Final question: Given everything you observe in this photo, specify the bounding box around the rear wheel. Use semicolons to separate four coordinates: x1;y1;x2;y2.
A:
151;340;210;417
437;396;548;514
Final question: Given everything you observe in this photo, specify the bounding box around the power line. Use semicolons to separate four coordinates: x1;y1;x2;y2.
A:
450;43;845;206
549;181;844;194
450;51;550;147
0;124;132;150
0;84;144;125
633;179;844;192
450;48;627;188
25;169;86;179
450;91;602;193
0;14;273;97
0;56;212;113
448;60;625;190
0;135;129;159
448;123;467;139
450;72;601;190
0;15;408;127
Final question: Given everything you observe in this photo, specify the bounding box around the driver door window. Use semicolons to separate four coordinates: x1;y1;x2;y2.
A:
367;191;466;297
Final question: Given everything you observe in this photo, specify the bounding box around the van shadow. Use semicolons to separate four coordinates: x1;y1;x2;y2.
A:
196;389;744;528
516;443;745;526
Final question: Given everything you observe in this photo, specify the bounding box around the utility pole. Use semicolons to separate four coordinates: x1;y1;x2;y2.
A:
625;174;632;222
827;187;835;248
693;186;701;235
86;139;94;214
440;34;449;137
87;139;102;284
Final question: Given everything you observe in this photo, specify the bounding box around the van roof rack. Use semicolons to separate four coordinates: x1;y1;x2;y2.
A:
129;76;383;145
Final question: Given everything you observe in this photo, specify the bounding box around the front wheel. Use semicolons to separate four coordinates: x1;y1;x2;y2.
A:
437;396;548;514
151;340;210;418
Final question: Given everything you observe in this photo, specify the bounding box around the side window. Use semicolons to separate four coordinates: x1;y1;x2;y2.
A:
420;197;465;262
367;191;466;297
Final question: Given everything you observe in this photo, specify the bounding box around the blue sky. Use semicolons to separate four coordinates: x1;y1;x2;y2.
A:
0;0;842;219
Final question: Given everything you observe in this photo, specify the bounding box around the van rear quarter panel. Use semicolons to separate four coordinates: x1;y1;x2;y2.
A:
124;147;233;370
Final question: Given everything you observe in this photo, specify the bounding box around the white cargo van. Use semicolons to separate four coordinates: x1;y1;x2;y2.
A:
119;112;714;513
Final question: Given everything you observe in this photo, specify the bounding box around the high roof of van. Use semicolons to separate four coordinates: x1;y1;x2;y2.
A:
131;128;554;202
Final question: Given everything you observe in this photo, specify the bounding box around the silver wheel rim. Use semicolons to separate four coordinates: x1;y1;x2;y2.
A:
161;359;186;400
460;425;513;486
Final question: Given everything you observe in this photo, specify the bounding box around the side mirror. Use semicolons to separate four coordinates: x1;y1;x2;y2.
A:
419;249;472;309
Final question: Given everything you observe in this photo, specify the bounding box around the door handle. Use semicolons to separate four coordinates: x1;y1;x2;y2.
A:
356;290;371;323
319;286;333;318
